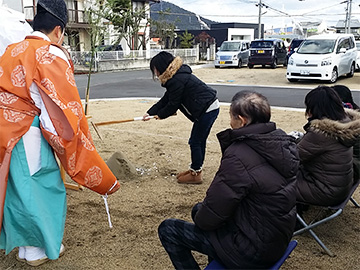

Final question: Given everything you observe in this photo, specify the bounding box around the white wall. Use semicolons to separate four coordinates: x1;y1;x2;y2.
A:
228;28;254;41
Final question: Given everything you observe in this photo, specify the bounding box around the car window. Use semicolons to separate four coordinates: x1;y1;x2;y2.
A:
219;42;241;51
297;39;335;54
250;41;273;48
337;38;350;52
348;37;355;49
291;39;304;48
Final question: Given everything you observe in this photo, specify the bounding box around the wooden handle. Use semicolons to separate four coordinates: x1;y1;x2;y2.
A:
94;119;135;126
93;116;154;127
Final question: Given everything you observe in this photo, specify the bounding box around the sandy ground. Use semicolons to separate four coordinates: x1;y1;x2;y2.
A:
1;66;360;270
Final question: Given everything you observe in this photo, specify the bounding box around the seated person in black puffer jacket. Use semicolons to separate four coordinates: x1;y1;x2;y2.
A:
158;91;299;270
296;86;360;207
333;85;360;182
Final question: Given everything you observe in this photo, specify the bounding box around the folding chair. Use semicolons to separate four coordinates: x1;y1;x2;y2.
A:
204;240;298;270
293;181;360;257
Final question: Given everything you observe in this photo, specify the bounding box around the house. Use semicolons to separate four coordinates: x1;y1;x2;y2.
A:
176;22;262;51
335;19;360;39
2;0;158;52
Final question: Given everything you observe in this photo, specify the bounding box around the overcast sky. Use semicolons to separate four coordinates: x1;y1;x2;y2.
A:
162;0;360;29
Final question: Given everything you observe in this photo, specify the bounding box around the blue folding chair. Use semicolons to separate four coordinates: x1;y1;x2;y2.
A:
293;181;360;257
204;240;298;270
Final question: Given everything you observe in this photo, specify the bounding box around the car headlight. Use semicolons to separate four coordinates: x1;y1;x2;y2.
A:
232;54;238;60
215;54;219;60
288;58;294;65
321;58;332;66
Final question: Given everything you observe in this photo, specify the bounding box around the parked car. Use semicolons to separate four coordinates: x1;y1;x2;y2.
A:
286;34;357;83
248;39;287;69
285;38;305;66
355;40;360;70
214;40;251;68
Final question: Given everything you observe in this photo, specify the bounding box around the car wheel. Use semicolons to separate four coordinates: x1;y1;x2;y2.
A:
237;59;243;68
287;78;298;82
329;68;338;83
271;59;277;69
215;66;220;69
347;63;355;77
248;64;254;69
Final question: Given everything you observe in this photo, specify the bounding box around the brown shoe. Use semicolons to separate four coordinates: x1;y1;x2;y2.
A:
176;170;191;179
177;170;202;184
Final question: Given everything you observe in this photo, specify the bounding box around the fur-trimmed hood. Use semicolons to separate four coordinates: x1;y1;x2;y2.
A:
307;108;360;145
158;56;185;85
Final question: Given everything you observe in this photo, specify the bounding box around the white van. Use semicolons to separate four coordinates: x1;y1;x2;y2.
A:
214;40;251;68
286;34;357;83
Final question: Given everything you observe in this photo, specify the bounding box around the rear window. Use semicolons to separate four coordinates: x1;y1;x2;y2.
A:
297;39;336;54
219;42;241;51
250;41;274;48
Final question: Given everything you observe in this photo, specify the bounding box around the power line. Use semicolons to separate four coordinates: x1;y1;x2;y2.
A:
151;10;350;18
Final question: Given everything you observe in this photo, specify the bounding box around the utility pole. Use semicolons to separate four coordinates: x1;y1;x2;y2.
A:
347;0;352;34
344;0;352;34
258;0;262;39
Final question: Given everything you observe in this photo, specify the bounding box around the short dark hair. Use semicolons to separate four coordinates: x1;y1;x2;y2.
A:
333;85;359;110
305;86;347;121
150;51;174;78
230;91;271;125
33;5;65;34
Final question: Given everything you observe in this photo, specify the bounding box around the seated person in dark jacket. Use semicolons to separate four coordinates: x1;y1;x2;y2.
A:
296;86;360;207
143;51;219;185
333;85;360;182
158;91;299;270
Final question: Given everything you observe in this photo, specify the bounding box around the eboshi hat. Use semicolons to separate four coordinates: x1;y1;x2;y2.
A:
37;0;68;26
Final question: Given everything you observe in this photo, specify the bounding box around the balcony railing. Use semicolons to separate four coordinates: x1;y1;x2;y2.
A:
24;6;87;24
68;9;86;24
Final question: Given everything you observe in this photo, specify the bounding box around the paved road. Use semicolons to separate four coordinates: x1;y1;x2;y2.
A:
74;69;360;109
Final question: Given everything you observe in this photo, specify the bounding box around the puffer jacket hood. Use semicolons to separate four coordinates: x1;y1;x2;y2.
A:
158;56;189;85
306;108;360;147
217;122;299;179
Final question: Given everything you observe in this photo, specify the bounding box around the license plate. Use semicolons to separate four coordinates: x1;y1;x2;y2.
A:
257;50;264;53
220;61;225;64
300;70;310;75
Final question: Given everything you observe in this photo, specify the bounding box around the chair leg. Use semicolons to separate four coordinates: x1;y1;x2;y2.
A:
294;214;335;257
350;197;360;208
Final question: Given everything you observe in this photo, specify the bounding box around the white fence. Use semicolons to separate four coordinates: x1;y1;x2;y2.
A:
70;48;199;73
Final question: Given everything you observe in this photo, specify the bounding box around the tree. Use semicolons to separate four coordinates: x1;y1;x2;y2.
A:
179;30;194;48
83;1;107;115
150;9;178;49
103;0;149;50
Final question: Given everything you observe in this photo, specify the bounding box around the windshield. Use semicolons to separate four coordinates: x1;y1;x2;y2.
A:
297;39;336;54
250;41;273;48
219;42;241;51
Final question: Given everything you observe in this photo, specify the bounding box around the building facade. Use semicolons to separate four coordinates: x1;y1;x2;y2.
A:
2;0;156;52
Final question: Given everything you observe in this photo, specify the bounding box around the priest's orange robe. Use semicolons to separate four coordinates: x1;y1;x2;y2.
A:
0;36;119;232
